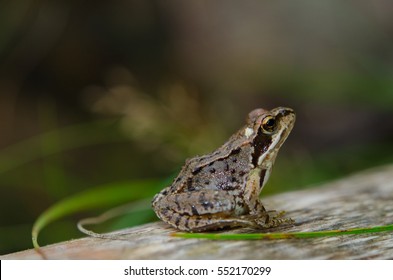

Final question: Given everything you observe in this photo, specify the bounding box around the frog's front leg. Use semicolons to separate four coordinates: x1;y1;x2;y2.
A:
243;168;293;229
154;190;256;232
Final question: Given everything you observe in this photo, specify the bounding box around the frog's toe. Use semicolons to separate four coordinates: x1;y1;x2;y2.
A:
267;210;287;218
255;214;294;228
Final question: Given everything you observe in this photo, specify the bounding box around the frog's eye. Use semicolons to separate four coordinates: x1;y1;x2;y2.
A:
262;116;276;133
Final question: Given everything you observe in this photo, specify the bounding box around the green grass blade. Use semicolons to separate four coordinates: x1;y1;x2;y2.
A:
32;179;162;249
172;224;393;240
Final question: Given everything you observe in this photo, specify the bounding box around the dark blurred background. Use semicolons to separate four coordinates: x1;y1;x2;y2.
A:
1;0;392;255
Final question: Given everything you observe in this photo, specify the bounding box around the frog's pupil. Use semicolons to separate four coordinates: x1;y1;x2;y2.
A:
262;117;276;132
266;119;275;127
264;118;275;128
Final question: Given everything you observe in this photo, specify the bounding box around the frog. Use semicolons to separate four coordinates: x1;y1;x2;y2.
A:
152;107;296;232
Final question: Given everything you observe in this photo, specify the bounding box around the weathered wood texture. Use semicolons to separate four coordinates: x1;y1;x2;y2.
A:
2;164;393;260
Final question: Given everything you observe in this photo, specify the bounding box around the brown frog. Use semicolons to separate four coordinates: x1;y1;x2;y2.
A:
152;107;296;232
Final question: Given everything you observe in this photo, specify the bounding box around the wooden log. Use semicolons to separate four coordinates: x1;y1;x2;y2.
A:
2;164;393;260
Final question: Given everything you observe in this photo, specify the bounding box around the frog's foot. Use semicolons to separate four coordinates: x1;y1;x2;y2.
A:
255;211;294;229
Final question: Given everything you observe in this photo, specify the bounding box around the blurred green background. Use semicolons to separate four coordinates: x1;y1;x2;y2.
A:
1;0;392;255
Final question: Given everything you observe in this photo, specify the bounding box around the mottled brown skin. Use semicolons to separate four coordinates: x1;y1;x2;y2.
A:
152;107;296;232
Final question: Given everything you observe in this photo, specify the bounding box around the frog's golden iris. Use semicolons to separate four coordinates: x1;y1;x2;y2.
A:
261;116;276;133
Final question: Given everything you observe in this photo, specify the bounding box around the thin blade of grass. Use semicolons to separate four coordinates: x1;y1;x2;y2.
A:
32;179;163;249
172;224;393;240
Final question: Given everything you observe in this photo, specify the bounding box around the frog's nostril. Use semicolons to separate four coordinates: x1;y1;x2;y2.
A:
277;107;295;117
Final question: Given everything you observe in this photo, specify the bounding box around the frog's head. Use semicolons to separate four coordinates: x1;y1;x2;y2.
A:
247;107;295;169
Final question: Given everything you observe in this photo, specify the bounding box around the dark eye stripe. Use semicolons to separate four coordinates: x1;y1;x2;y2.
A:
251;128;272;167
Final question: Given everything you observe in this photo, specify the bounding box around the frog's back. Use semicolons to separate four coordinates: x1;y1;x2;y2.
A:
188;146;252;192
152;125;252;207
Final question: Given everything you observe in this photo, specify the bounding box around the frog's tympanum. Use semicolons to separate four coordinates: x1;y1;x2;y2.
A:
152;107;295;232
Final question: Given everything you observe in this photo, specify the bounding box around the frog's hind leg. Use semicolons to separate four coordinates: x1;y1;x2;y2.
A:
155;190;263;231
159;190;238;216
157;208;257;232
185;214;258;232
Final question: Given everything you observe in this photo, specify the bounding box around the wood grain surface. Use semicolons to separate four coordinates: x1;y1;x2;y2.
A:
2;164;393;260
